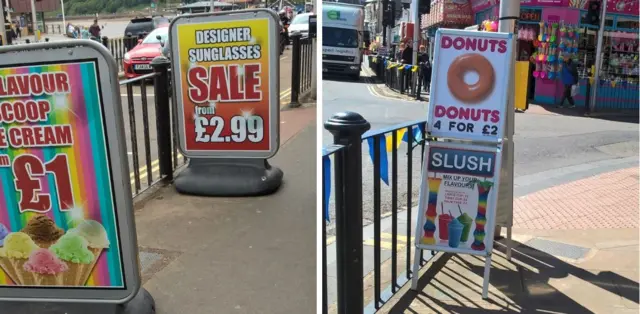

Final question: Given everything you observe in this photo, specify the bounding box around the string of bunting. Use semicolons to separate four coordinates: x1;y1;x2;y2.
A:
322;125;425;222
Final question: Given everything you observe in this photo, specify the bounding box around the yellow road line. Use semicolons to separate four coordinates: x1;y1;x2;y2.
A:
363;233;415;250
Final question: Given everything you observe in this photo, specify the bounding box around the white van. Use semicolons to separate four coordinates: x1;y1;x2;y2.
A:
322;2;364;80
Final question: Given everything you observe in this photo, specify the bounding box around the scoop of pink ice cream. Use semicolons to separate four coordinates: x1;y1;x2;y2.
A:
23;248;69;275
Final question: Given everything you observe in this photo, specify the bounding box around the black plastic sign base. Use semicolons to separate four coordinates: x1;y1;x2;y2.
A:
174;158;284;196
0;288;155;314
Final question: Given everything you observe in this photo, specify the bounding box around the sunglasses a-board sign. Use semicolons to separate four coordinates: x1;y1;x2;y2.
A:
0;40;153;313
413;28;515;299
169;9;283;196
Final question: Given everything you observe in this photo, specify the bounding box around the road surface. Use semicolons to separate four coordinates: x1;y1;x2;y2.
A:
322;71;639;233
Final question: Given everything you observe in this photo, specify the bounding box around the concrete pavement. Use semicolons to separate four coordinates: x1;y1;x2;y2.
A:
135;104;317;314
373;167;638;313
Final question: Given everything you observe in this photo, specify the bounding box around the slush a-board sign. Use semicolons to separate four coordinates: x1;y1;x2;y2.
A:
427;29;514;143
413;141;502;255
169;9;280;158
0;41;140;302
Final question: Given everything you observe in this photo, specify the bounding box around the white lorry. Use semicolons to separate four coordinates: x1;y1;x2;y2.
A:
322;2;364;80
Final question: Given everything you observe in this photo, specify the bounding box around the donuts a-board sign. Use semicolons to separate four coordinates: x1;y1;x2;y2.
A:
413;141;502;256
427;29;514;143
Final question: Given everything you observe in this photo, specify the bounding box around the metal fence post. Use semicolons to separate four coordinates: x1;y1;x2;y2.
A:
151;56;174;181
324;112;371;314
289;34;302;107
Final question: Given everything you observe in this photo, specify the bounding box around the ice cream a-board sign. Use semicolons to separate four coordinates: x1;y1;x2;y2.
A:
169;10;280;158
414;141;502;255
427;29;513;143
0;42;140;302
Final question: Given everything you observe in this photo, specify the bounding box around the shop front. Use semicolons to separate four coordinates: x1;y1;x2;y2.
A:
470;0;639;110
421;0;475;59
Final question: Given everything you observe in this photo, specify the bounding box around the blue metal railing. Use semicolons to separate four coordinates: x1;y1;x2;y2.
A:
323;115;431;314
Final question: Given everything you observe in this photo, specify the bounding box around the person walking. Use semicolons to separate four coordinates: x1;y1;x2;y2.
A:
418;45;431;93
395;43;404;62
400;41;413;65
89;19;101;39
558;57;578;108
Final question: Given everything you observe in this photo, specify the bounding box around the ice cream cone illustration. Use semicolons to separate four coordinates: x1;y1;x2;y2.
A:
0;223;9;247
422;178;441;245
22;248;68;286
0;232;40;285
68;220;110;286
471;180;493;251
50;233;95;286
21;215;64;248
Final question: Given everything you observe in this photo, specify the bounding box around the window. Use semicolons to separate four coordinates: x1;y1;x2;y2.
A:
323;27;359;48
292;14;310;25
142;28;169;44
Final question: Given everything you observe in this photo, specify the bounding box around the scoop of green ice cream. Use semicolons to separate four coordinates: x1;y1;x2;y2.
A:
50;233;94;264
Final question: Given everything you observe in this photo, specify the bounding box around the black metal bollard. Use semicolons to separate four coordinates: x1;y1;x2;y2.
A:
324;112;371;314
289;34;302;107
102;36;109;48
151;56;174;181
25;39;30;44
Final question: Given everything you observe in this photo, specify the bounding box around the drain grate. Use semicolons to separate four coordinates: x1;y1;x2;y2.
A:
524;238;590;260
139;251;164;274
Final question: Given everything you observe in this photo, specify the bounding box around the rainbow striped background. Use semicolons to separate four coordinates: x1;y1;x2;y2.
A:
0;61;124;288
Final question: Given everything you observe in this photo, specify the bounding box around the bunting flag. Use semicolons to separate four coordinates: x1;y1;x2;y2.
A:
386;129;407;152
367;137;389;185
404;65;412;71
412;66;419;72
323;154;331;222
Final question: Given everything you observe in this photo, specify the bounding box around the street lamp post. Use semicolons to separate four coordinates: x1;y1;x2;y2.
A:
30;0;37;40
61;0;66;34
589;0;608;113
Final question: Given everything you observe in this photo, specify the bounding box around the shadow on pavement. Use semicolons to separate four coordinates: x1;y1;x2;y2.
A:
529;104;639;124
387;240;639;313
322;74;370;84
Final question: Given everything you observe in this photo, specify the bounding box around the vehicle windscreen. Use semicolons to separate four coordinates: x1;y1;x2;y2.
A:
125;18;154;36
142;28;168;44
291;14;309;25
323;27;358;48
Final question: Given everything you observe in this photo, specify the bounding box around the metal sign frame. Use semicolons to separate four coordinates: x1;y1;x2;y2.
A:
169;9;281;159
427;28;514;144
0;40;140;303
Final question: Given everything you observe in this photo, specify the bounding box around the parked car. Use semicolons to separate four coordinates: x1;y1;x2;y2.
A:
288;13;311;38
123;27;168;79
124;16;170;38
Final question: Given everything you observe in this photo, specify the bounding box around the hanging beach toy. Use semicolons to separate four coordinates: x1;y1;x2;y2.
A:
559;24;566;37
538;22;544;41
550;23;558;42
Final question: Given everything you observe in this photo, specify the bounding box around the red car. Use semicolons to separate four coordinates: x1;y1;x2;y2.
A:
123;26;168;79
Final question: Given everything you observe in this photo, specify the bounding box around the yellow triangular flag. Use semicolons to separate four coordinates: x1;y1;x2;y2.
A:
385;129;407;152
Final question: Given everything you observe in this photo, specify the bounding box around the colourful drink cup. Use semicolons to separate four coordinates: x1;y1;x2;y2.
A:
438;214;452;240
448;219;464;248
458;213;473;243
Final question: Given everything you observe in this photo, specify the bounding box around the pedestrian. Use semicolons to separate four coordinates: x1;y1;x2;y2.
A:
558;56;578;108
15;23;21;38
418;45;431;93
395;43;404;62
401;41;413;65
89;19;101;39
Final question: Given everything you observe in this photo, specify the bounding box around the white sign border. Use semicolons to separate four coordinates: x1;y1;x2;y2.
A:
427;29;514;144
412;140;503;257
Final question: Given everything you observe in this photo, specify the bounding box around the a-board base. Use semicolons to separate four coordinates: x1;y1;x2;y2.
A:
0;287;155;314
174;158;284;196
